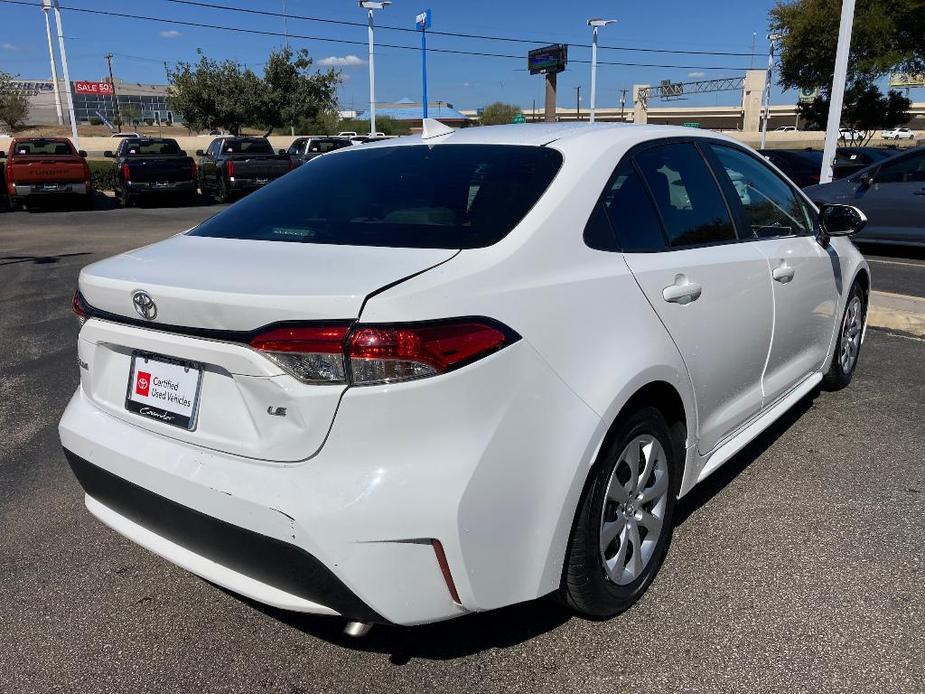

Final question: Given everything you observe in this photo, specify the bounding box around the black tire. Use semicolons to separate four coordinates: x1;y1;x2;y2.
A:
822;280;867;391
215;176;231;204
8;197;21;212
121;191;134;208
561;406;680;618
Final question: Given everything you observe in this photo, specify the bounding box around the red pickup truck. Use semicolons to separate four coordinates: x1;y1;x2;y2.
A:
2;137;93;210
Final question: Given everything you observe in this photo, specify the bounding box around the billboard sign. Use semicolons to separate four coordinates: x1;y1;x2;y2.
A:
74;81;115;95
798;87;820;103
528;44;568;75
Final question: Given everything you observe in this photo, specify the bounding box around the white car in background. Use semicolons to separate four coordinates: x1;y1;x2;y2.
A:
839;128;863;142
60;122;870;634
880;127;915;140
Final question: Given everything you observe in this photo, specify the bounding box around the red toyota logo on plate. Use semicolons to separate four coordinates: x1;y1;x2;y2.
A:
135;371;151;396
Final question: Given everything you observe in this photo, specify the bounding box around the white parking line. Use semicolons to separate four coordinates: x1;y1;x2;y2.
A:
866;258;925;269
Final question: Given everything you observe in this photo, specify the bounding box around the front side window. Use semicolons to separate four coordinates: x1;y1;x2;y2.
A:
634;143;736;248
709;144;812;239
190;145;563;249
287;139;306;155
875;151;925;184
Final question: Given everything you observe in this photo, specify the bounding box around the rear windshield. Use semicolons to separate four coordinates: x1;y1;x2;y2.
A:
222;139;273;154
123;139;182;156
12;140;75;156
190;144;563;249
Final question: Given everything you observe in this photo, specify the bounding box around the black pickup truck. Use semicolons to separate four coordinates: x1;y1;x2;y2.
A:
196;137;292;202
285;136;352;168
105;138;198;207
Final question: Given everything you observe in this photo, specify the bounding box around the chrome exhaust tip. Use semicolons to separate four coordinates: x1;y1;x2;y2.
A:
343;621;373;638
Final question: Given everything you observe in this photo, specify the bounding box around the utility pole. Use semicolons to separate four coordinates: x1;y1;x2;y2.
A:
41;1;63;125
620;88;627;122
575;86;581;121
51;0;79;148
282;0;288;49
105;52;122;132
820;0;856;184
759;34;781;149
532;98;536;122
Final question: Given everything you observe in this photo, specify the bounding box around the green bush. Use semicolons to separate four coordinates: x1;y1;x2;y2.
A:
89;116;103;126
88;159;117;191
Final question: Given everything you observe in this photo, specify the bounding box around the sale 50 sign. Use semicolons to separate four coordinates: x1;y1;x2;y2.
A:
74;81;115;95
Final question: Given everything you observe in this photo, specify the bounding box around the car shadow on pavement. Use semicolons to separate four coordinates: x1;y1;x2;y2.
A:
229;590;572;664
0;251;93;266
673;389;818;527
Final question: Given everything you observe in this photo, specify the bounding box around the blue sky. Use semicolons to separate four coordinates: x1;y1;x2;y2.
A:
0;0;824;111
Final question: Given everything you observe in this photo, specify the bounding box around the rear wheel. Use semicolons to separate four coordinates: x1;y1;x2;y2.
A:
215;176;231;204
561;407;679;618
822;281;867;390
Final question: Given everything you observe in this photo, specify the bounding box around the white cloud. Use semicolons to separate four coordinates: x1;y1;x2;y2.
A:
319;55;366;67
2;42;17;51
160;30;182;39
688;71;705;78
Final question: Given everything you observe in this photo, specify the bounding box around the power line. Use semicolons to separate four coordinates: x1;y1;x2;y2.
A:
161;0;757;57
0;0;753;71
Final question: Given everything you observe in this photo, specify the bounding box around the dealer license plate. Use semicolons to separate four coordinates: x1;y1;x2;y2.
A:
125;352;202;430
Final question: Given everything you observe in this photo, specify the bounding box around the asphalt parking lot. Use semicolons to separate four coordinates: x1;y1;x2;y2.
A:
1;205;923;693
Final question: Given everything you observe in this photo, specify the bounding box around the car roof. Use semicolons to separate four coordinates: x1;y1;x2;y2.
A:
355;123;743;150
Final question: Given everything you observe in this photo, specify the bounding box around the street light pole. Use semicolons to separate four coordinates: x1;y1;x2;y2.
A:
51;0;79;148
760;33;781;149
359;1;391;136
41;1;63;126
820;0;857;184
587;18;616;124
105;52;122;132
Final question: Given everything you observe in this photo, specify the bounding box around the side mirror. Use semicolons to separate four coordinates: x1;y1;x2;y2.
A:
78;150;87;158
859;171;875;188
103;150;115;158
819;204;867;238
0;151;5;159
195;149;205;157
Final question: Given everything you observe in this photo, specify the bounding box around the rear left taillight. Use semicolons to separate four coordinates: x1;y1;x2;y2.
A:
226;161;235;177
248;318;517;386
72;290;86;327
191;159;199;180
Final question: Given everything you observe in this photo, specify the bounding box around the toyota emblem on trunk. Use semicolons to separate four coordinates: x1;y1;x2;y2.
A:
132;291;158;321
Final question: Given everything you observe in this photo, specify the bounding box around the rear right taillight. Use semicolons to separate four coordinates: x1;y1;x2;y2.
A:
226;161;235;177
122;162;131;181
248;318;518;386
249;324;351;384
72;290;86;327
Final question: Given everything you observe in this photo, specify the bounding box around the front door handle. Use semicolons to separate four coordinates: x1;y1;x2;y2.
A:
662;275;702;305
772;262;795;284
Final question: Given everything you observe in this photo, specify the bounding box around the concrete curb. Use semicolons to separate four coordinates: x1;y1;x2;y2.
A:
868;290;925;337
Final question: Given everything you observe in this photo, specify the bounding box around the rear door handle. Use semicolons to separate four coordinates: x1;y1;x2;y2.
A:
662;275;702;305
772;263;795;284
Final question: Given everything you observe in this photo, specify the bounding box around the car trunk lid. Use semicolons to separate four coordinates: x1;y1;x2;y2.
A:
76;235;457;461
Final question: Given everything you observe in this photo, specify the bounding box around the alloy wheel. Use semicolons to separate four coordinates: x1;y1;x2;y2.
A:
600;435;670;586
839;296;863;374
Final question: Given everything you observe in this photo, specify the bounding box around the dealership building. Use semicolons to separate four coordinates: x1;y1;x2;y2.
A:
14;79;177;126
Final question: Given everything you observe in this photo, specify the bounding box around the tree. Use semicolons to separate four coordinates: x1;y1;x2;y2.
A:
770;0;925;90
119;104;140;128
167;51;263;135
258;47;340;135
798;82;912;144
479;102;523;126
335;116;411;136
0;71;30;132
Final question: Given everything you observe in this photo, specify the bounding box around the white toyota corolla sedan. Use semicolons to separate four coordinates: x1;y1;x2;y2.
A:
60;122;870;633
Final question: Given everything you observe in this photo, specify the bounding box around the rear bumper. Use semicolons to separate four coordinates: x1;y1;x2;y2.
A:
125;180;196;194
58;339;603;625
65;449;381;621
13;182;88;197
227;176;283;190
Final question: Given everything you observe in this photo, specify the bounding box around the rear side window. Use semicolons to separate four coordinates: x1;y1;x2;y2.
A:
190;145;563;249
634;143;736;248
585;159;666;252
708;144;812;239
123;140;182;156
